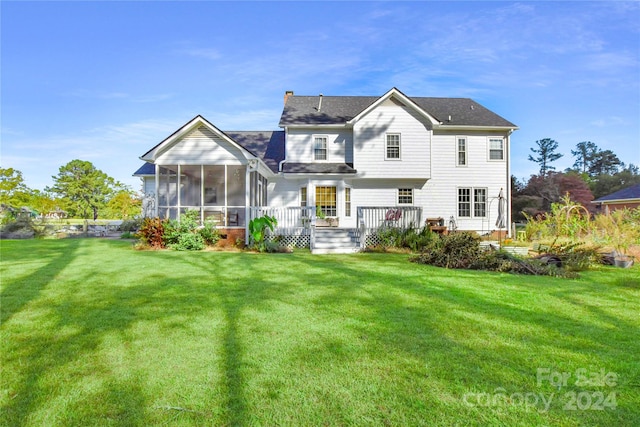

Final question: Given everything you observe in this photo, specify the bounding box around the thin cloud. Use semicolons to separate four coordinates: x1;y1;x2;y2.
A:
179;47;222;60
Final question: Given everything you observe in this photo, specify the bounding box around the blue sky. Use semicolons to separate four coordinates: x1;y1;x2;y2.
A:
2;1;639;192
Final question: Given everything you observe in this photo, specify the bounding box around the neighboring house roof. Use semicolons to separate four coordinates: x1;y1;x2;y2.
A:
593;183;640;203
281;162;357;174
225;131;285;173
279;88;517;128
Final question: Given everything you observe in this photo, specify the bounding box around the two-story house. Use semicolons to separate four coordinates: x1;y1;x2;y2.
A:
134;87;517;250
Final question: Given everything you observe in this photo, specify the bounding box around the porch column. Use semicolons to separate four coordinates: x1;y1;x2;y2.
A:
177;164;181;219
224;164;228;227
154;164;159;217
245;164;251;244
200;165;205;224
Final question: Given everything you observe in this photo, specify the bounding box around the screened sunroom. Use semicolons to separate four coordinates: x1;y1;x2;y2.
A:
156;164;267;228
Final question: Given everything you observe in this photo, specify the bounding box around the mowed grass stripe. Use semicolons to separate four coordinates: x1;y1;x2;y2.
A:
1;239;638;426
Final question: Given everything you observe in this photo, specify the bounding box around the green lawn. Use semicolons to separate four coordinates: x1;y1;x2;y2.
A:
1;239;639;426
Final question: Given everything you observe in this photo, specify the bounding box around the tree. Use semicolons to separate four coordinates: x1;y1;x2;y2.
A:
47;160;117;219
556;172;594;209
571;141;598;174
589;149;623;176
528;138;563;176
590;163;640;199
0;167;30;207
104;189;141;219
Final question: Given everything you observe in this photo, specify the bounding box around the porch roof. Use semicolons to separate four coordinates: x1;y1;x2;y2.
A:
282;162;357;174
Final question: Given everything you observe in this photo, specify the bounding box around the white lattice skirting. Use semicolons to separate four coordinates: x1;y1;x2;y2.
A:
364;233;383;247
265;234;311;249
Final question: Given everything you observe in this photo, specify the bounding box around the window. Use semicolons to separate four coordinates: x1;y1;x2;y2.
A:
458;187;487;218
458;188;471;217
314;136;327;160
300;187;308;217
300;187;307;207
457;137;467;166
474;188;487;217
344;188;351;217
386;133;401;159
398;188;413;205
489;138;504;160
316;186;337;217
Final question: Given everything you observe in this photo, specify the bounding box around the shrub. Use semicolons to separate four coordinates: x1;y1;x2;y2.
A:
199;221;220;246
136;211;220;251
164;210;206;251
137;217;166;249
170;231;205;251
372;225;435;252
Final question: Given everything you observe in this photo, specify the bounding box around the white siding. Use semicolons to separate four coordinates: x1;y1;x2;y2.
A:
156;125;246;165
421;130;510;234
353;101;431;179
142;177;155;196
268;177;304;207
286;128;353;163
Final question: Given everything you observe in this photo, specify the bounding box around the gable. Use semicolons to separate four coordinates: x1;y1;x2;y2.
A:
155;125;247;165
354;93;435;131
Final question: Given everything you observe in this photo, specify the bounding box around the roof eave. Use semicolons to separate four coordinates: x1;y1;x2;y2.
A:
280;172;357;179
433;124;519;131
595;198;640;204
279;123;350;129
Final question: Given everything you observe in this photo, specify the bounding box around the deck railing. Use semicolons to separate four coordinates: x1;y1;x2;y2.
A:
249;206;315;235
356;206;422;248
248;205;422;249
356;206;422;231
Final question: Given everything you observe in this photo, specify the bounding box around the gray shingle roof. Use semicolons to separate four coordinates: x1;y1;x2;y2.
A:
279;94;517;128
593;183;640;202
281;163;357;174
225;131;285;173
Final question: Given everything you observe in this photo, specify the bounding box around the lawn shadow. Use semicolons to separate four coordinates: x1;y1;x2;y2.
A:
175;253;297;426
288;253;640;423
1;239;82;325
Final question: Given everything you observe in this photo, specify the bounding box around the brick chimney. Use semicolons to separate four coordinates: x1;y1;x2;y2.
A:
284;90;294;105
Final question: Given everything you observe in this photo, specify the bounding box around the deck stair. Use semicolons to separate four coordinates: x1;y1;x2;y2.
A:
312;228;360;254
